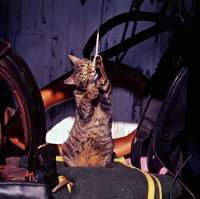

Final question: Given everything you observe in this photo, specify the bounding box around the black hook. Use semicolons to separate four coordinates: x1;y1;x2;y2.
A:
81;0;86;5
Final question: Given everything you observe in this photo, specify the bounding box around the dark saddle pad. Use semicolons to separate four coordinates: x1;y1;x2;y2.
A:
53;157;181;199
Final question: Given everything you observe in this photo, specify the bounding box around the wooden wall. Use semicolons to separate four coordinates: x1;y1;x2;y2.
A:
4;0;173;142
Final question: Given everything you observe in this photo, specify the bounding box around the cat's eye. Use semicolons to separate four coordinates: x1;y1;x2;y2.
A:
82;74;87;79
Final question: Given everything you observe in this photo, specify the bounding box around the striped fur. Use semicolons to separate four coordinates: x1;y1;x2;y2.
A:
62;55;113;167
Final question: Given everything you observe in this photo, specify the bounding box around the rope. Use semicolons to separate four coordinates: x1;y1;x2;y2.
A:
40;0;46;24
93;0;102;63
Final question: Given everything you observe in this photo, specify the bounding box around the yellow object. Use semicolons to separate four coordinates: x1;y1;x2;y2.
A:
56;155;64;162
56;156;73;193
58;175;73;193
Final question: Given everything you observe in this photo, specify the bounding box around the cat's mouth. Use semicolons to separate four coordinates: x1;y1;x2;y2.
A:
91;68;98;80
87;66;98;79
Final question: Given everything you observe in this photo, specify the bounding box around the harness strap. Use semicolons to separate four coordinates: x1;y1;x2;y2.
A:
0;169;10;181
152;66;196;198
131;39;183;170
132;118;155;168
83;11;179;60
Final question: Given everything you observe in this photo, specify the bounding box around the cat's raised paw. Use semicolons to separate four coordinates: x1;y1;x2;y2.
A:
95;55;103;69
86;87;99;100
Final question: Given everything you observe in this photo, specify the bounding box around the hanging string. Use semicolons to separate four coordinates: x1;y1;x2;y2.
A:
40;0;46;24
93;0;102;63
93;29;100;62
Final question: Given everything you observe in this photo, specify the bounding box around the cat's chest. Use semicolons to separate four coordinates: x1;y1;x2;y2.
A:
93;105;110;122
77;104;111;127
90;105;110;121
74;90;112;126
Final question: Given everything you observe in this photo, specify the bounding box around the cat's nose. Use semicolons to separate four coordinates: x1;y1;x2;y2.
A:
87;67;94;74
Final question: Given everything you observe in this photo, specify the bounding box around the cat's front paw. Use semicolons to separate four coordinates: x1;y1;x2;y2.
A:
106;162;114;168
86;87;99;100
95;55;103;67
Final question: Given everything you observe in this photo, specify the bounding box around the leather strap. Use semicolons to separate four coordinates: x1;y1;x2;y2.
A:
52;177;69;193
152;66;196;198
131;41;181;168
132;116;156;168
0;169;10;181
0;39;11;57
83;11;180;60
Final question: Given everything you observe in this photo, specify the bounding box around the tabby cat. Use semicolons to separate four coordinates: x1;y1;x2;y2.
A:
62;55;113;167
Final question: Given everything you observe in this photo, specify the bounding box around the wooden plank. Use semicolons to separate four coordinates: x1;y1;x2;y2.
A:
5;0;21;48
50;0;70;81
15;33;45;89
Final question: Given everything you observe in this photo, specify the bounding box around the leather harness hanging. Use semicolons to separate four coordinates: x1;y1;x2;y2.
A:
0;38;58;189
131;27;200;197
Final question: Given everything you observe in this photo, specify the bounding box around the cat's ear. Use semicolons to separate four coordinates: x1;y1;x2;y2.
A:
64;75;76;85
68;55;79;65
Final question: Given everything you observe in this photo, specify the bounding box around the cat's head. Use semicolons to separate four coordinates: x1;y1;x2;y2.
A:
64;55;98;90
